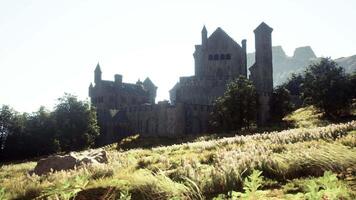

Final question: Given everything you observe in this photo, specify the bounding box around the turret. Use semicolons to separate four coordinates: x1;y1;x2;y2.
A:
251;22;273;126
89;83;93;97
241;39;247;77
201;26;207;46
94;63;102;84
254;22;273;93
114;74;122;84
143;78;157;104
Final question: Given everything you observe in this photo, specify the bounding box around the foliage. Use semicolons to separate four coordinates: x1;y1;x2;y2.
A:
284;73;304;96
210;76;257;132
303;171;351;200
0;120;355;199
228;170;266;199
0;93;100;161
348;71;356;99
302;57;353;117
0;187;5;200
270;85;294;122
40;174;90;200
54;93;100;151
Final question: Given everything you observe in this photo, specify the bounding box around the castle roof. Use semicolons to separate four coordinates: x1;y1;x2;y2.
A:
95;63;101;72
143;77;156;88
254;22;273;33
208;27;241;48
202;25;207;33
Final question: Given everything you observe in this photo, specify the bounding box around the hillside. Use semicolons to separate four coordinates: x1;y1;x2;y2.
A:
0;108;356;199
247;46;356;86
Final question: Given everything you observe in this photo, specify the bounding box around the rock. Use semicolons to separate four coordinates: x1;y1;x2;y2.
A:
32;150;108;176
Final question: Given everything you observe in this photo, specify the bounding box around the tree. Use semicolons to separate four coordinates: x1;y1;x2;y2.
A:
53;94;99;151
0;105;28;160
302;57;353;118
210;76;257;132
270;86;293;122
348;72;356;99
24;107;59;156
284;73;304;96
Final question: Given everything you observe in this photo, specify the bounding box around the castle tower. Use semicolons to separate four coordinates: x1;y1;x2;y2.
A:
194;26;207;77
94;63;102;84
241;39;247;77
202;25;207;46
143;78;157;104
251;22;273;125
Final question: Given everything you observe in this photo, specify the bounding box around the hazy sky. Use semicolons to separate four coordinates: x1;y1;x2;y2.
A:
1;0;356;113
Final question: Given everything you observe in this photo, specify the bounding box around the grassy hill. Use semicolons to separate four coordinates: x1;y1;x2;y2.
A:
0;107;355;200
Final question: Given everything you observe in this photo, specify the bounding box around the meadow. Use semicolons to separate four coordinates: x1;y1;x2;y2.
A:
0;107;355;200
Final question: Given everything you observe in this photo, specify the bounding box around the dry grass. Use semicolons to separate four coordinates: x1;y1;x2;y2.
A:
0;116;355;199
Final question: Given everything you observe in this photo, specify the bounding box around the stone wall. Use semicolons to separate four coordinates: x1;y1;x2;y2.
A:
121;102;212;137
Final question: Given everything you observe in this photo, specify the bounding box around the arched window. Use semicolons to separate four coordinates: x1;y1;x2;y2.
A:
214;54;219;60
220;54;225;60
208;55;213;60
226;54;231;60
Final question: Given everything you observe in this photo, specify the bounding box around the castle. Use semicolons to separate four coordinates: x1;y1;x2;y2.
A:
89;22;273;143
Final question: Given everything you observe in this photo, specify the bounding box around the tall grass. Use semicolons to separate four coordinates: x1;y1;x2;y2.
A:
0;121;355;199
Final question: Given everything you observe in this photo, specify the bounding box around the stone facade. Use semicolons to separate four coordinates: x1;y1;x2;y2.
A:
170;27;247;105
249;22;273;125
89;22;273;142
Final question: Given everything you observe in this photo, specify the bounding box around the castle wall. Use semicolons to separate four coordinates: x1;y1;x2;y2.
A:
120;102;212;137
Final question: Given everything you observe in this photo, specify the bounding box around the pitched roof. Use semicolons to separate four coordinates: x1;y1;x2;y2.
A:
254;22;273;33
95;62;101;72
143;77;156;87
208;27;240;48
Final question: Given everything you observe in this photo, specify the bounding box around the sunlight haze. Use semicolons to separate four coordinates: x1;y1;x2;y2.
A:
1;0;356;112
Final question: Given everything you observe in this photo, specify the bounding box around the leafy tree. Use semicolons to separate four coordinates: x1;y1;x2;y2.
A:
0;106;28;160
210;76;257;132
284;73;304;96
302;58;353;118
270;86;293;122
348;72;356;99
53;94;99;151
24;107;59;156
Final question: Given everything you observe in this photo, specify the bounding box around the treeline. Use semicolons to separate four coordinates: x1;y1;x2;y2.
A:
0;94;99;162
210;57;355;131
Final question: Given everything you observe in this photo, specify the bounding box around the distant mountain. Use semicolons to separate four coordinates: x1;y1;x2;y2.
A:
335;55;356;74
247;46;356;86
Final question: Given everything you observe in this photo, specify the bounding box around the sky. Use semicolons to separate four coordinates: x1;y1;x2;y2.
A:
1;0;356;113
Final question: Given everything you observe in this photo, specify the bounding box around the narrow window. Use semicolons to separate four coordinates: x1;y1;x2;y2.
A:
220;54;225;60
226;54;231;60
208;55;213;60
214;54;219;60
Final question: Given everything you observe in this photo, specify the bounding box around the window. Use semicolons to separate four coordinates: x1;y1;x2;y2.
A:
208;54;213;60
220;54;225;60
214;54;219;60
226;54;231;60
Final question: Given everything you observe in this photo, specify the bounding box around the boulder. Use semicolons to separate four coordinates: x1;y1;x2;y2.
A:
32;150;108;176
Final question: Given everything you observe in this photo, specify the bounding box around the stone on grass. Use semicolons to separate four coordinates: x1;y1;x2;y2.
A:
32;150;108;175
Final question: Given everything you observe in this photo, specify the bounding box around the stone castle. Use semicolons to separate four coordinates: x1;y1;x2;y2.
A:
89;22;273;143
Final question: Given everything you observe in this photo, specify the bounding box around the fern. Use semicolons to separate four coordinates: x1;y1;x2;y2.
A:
304;171;351;200
40;175;89;200
228;170;266;200
0;188;6;200
119;190;132;200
